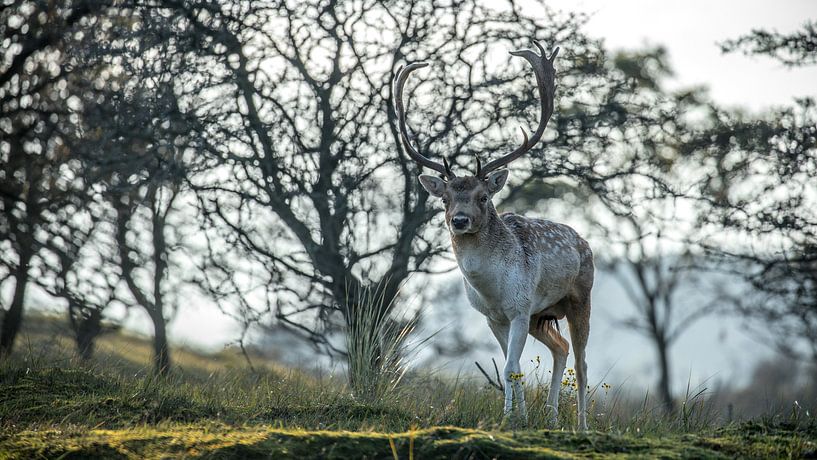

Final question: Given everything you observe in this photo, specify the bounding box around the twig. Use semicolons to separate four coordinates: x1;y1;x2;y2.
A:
475;357;505;392
235;322;256;373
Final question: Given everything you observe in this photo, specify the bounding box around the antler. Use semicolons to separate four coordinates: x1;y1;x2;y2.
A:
478;42;559;179
393;62;454;179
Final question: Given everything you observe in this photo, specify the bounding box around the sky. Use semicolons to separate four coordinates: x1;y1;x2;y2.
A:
547;0;817;112
19;1;816;393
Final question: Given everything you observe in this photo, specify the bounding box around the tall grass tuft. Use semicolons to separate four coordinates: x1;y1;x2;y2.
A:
345;282;422;403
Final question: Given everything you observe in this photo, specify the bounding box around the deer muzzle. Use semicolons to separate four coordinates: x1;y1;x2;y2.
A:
451;214;471;233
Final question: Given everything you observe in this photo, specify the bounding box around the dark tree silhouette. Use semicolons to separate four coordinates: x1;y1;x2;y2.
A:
74;59;207;374
721;21;817;67
690;99;817;365
34;199;120;361
0;1;112;357
697;23;817;364
115;0;626;357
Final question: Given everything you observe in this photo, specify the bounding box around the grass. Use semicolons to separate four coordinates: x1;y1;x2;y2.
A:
1;313;815;458
345;282;421;403
2;419;815;458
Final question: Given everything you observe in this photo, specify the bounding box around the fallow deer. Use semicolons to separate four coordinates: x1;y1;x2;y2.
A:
393;42;593;430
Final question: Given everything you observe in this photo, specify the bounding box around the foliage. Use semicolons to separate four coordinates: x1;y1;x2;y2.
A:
721;21;817;67
0;0;108;356
706;24;817;364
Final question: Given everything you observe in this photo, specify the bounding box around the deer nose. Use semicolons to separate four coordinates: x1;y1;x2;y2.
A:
451;215;470;230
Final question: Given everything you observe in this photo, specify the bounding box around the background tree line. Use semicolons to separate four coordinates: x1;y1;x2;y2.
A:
1;1;814;408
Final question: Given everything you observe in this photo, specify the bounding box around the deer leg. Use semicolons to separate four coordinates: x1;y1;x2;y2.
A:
529;320;569;427
487;319;509;358
567;307;590;431
503;315;530;425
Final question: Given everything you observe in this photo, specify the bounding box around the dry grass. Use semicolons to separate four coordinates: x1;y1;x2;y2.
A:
1;313;815;458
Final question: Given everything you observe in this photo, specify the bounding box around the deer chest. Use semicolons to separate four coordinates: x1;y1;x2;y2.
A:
459;256;531;320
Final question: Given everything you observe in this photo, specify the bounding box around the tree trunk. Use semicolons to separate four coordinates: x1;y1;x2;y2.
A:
151;311;171;376
149;186;172;376
656;339;675;413
0;247;32;358
71;306;102;361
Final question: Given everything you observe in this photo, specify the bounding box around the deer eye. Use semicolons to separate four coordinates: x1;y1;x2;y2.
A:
480;195;488;203
442;197;449;205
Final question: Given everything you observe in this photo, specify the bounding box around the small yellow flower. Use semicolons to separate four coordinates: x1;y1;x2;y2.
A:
509;372;524;382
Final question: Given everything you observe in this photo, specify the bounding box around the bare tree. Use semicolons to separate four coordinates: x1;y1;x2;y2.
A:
0;0;112;356
690;100;817;365
61;6;209;372
691;25;817;366
110;183;180;375
603;216;717;412
34;198;121;360
80;77;204;374
124;0;667;361
721;20;817;67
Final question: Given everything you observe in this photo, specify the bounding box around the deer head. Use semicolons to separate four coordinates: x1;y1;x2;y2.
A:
393;42;559;235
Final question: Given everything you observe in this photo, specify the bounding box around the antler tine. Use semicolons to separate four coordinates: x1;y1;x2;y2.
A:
443;156;454;178
478;42;559;179
393;62;453;179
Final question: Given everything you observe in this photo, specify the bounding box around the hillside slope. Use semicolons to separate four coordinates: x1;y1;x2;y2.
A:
0;314;814;458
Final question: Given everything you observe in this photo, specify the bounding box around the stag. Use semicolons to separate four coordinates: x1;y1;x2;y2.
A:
393;43;593;429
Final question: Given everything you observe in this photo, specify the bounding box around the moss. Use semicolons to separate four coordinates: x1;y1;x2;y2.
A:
256;399;415;428
5;423;810;459
694;422;817;459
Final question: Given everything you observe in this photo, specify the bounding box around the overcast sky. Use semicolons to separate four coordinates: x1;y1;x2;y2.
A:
548;0;817;112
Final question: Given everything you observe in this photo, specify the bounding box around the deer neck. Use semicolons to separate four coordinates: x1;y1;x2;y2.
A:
450;209;516;270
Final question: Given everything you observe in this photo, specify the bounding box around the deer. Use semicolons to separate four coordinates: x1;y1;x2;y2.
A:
393;42;593;430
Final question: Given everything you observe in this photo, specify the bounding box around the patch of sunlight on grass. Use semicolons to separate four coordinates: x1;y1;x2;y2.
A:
4;423;813;459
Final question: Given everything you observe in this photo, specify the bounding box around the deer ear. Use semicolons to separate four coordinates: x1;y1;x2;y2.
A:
486;170;509;194
418;174;447;197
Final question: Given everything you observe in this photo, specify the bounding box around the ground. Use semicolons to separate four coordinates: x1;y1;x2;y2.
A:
0;315;814;459
2;424;811;459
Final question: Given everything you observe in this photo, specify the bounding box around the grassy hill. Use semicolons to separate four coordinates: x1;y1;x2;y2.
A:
1;314;814;458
